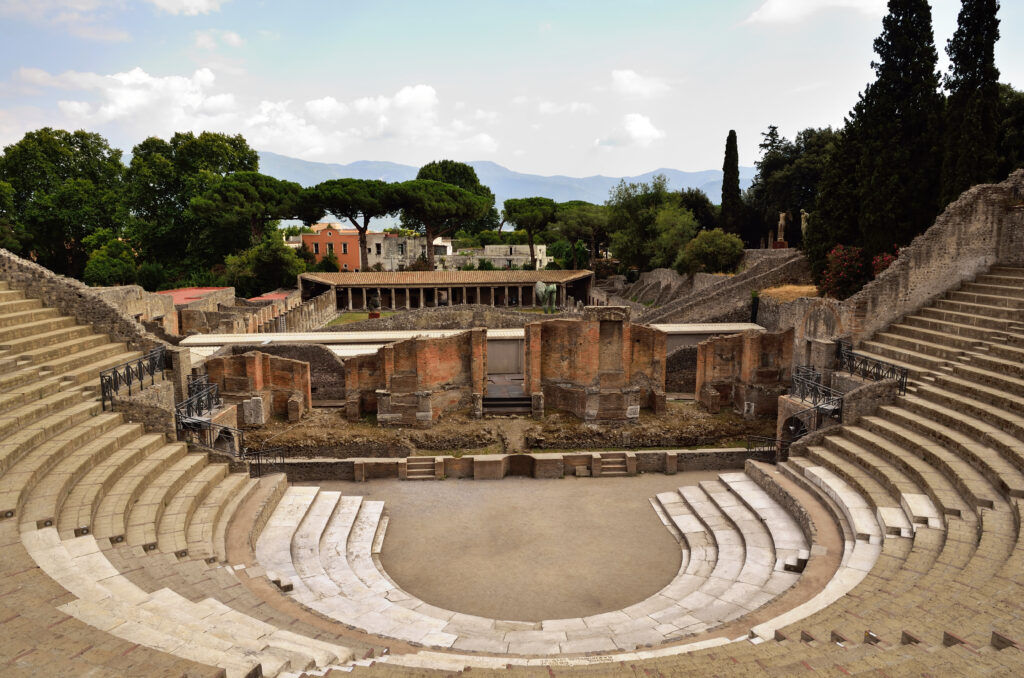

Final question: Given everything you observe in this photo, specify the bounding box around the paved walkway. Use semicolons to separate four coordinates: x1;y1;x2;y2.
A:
309;471;723;621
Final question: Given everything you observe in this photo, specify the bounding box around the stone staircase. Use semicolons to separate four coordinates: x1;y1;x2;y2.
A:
0;278;359;677
598;451;628;477
404;456;436;480
254;469;816;659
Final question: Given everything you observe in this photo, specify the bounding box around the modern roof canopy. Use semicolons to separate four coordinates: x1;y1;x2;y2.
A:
300;270;592;288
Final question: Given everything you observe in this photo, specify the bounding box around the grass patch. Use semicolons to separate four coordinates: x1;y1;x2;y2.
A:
760;284;819;302
327;311;397;326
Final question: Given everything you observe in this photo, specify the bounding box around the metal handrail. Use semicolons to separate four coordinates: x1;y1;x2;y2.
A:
175;383;221;420
176;416;244;458
793;365;821;382
186;373;210;398
834;340;909;395
790;375;844;409
99;346;166;411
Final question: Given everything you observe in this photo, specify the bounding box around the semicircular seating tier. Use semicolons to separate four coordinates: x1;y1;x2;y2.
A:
1;262;1024;677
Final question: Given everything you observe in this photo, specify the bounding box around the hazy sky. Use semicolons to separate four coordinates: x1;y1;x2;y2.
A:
1;0;1021;176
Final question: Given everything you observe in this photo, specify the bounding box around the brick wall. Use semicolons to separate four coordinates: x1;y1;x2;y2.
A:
228;344;347;402
695;328;793;417
523;307;666;421
273;288;336;332
205;351;312;425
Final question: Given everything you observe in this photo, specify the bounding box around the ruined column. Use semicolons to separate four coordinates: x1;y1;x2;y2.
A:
361;288;367;310
419;287;425;308
405;288;410;309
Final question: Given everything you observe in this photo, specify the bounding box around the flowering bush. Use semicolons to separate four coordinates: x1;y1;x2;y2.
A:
820;244;870;300
872;247;899;276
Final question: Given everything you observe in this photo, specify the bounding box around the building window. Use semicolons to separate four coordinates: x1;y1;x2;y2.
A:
313;243;320;254
342;243;348;254
327;242;334;254
327;230;332;237
398;244;406;255
375;243;382;255
420;245;426;255
343;263;348;270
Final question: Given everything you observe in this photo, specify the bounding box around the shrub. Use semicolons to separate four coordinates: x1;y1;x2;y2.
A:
674;228;744;275
135;262;167;291
820;244;870;299
476;258;496;271
871;247;899;276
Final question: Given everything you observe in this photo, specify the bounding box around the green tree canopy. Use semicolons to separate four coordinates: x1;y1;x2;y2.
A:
550;201;609;270
394;179;489;269
124;131;259;277
310;179;399;270
502;197;557;269
676;228;744;275
678;188;717;232
409;159;497;235
606;174;676;271
0;180;26;252
82;228;136;287
0;128;126;276
997;84;1024;177
941;0;1001;206
649;204;699;270
223;231;307;298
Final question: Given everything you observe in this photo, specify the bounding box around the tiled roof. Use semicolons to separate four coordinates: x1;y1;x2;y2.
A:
300;270;592;286
156;287;230;305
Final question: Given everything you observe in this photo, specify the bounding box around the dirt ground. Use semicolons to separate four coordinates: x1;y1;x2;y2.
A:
246;402;776;458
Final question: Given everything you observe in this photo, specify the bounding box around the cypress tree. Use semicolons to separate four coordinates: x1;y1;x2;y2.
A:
720;130;741;235
855;0;943;254
940;0;1001;206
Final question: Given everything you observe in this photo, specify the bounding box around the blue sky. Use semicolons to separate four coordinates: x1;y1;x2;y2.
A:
1;0;1021;176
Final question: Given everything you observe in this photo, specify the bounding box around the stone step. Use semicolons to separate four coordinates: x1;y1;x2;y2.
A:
947;289;1024;309
0;399;102;480
0;305;60;329
962;281;1024;300
859;340;951;376
17;422;146;531
983;338;1024;362
818;433;942;529
718;472;809;568
0;297;45;316
0;376;63;416
292;490;345;600
183;471;248;559
57;431;167;537
0;410;122;522
0;323;94;354
987;265;1024;279
0;280;8;291
125;451;209;547
0;288;24;302
902;312;1016;343
843;423;969;519
212;475;270;564
931;371;1024;414
880;403;1024;500
57;348;145;387
862;413;1000;511
933;297;1021;320
871;331;968;363
802;446;913;537
914;381;1024;449
961;348;1024;379
950;361;1024;399
157;462;230;556
790;461;884;543
0;314;76;343
34;340;130;379
256;485;320;595
0;386;90;441
919;305;1014;331
88;440;189;541
886;322;985;352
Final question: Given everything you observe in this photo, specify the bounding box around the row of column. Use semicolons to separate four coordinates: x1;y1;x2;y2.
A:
339;284;566;311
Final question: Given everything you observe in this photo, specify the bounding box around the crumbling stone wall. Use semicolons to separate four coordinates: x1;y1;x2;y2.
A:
695;328;792;418
0;248;166;353
760;170;1024;363
91;285;179;335
666;345;698;394
523;307;667;421
272;288;336;332
205;351;312;425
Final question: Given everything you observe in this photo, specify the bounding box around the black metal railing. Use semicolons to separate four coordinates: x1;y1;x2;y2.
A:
176;417;244;458
186;373;210;398
243;447;285;478
793;364;821;382
790;375;845;411
834;340;909;395
175;383;221;420
100;346;166;411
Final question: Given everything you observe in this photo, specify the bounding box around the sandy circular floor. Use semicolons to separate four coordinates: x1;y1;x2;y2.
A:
313;470;727;621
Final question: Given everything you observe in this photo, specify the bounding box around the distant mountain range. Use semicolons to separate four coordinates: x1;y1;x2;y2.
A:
258;151;756;209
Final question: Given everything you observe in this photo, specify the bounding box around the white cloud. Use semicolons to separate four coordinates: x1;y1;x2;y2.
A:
473;108;498;123
610;69;671;98
511;95;529;105
304;96;348;121
145;0;225;16
595;113;665;148
14;66;498;160
0;0;130;41
746;0;886;24
538;21;552;33
193;28;243;50
537;100;596;115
